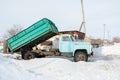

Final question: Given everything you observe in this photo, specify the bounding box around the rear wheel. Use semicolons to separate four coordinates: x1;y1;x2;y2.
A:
23;51;35;60
74;51;88;62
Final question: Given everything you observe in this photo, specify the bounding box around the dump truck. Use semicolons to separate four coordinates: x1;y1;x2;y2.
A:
6;18;93;62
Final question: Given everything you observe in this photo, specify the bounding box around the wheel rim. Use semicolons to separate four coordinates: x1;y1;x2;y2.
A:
76;54;86;61
27;55;33;59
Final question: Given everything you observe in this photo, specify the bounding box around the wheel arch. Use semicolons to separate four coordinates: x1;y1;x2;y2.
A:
73;49;88;56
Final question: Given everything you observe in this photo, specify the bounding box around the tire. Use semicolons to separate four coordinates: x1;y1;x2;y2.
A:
74;51;88;62
23;51;35;60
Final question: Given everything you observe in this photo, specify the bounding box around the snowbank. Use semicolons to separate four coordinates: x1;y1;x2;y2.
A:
13;57;120;80
0;54;33;80
0;43;120;80
93;43;120;56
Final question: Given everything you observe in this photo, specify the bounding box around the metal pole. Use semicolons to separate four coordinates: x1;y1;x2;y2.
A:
103;24;106;45
108;31;109;40
107;30;110;45
103;24;106;40
79;0;86;35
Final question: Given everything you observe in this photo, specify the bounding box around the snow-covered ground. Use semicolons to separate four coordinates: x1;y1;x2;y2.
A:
0;43;120;80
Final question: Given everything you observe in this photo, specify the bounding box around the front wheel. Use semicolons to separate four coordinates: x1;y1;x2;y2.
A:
74;51;88;62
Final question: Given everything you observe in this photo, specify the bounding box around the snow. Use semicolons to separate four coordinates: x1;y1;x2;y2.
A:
0;54;33;80
93;43;120;56
0;43;120;80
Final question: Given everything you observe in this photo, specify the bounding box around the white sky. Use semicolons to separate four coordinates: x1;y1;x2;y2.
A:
0;0;120;39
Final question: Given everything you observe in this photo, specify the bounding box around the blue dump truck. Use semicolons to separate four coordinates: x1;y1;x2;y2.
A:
6;18;93;62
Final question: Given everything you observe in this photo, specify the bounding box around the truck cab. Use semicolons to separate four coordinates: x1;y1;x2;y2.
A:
59;34;93;62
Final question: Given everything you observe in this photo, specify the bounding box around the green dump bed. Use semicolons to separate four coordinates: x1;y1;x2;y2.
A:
6;18;58;52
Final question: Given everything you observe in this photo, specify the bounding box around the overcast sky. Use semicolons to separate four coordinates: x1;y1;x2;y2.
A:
0;0;120;39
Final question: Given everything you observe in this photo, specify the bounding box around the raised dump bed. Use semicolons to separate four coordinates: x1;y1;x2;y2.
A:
6;18;58;52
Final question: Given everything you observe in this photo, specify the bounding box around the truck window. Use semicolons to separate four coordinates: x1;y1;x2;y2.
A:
71;36;75;41
62;36;70;41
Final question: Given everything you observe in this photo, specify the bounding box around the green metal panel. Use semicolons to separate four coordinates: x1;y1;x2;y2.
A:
6;18;58;52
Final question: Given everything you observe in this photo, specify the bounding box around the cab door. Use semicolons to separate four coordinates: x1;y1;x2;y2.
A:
59;36;72;53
